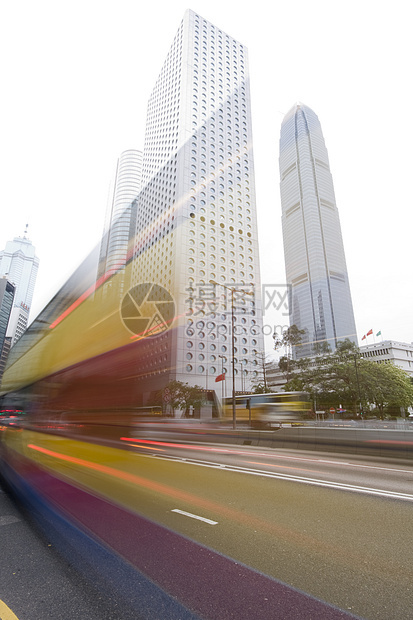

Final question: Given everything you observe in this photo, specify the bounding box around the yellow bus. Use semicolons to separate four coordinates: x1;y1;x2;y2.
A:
222;392;311;428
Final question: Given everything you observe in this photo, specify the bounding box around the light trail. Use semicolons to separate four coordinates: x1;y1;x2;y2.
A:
25;438;407;578
149;454;413;503
121;437;413;474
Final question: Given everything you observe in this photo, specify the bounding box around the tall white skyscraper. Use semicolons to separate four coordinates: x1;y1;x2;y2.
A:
0;232;39;345
130;9;264;393
279;103;357;357
98;149;142;297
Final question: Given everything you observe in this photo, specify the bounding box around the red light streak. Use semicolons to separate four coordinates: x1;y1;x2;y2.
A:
129;310;187;340
26;442;370;569
120;437;240;452
125;444;164;451
26;443;238;518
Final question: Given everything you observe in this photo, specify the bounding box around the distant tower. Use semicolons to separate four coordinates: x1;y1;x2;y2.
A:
0;277;15;380
0;228;39;345
279;103;357;357
98;149;142;297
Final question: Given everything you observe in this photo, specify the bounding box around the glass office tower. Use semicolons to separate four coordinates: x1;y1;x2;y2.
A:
279;103;357;357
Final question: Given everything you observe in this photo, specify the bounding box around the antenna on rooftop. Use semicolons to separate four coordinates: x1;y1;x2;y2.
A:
24;223;29;237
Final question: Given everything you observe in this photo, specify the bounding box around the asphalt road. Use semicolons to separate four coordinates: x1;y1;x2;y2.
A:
115;440;413;619
1;436;412;619
0;479;144;620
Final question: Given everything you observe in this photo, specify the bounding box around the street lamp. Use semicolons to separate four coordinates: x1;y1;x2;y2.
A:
210;280;254;429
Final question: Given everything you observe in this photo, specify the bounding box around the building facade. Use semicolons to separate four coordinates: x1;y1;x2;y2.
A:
130;9;264;395
360;340;413;378
98;149;142;299
279;103;357;358
0;277;15;382
0;234;39;346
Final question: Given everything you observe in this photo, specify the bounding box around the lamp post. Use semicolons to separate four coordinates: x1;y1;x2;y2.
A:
210;280;254;430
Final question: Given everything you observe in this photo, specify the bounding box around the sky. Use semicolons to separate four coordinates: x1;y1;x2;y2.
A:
1;0;412;359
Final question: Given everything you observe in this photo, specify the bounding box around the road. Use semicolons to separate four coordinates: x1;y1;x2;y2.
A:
0;478;145;620
117;437;413;619
1;429;413;619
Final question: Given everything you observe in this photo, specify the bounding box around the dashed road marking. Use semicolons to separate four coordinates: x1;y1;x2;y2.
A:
171;508;218;525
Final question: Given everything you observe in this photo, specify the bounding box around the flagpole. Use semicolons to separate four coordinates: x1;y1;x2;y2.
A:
218;355;224;403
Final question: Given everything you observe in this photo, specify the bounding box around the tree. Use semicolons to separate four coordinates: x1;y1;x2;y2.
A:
273;325;305;382
284;339;413;417
251;382;272;394
156;380;206;417
180;384;206;416
251;350;277;391
361;362;413;418
273;325;306;355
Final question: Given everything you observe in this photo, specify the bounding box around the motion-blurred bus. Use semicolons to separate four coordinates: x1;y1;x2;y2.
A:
222;392;311;427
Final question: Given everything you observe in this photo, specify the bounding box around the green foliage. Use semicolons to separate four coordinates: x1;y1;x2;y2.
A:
251;382;272;394
273;325;306;352
284;339;413;417
158;380;206;415
251;350;277;390
274;325;305;382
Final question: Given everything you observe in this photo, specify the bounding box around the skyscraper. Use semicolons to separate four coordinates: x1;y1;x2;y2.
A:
0;277;15;381
0;232;39;345
98;149;142;297
279;103;357;357
130;9;264;392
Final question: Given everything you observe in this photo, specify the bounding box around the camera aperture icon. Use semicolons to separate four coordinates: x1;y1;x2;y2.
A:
121;283;175;338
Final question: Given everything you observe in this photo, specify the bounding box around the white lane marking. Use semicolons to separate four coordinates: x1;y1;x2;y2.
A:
315;459;413;474
136;441;413;474
152;456;413;502
0;515;21;526
171;508;218;525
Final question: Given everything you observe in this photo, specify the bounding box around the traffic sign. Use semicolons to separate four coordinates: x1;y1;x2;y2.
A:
329;407;335;414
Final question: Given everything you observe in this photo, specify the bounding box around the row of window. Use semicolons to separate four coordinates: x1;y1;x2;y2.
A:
361;349;390;357
186;365;259;377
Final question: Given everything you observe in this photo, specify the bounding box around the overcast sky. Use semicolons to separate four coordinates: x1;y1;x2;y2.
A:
1;0;412;357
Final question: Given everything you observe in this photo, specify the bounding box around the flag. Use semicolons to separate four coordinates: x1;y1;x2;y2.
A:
366;329;373;336
376;330;381;337
215;374;225;382
361;335;366;340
